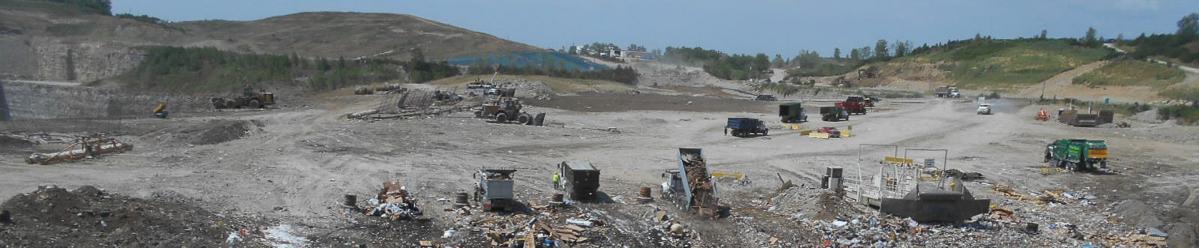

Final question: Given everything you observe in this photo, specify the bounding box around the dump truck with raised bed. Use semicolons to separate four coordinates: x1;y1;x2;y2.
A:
778;103;808;123
820;106;849;122
1044;139;1108;171
662;148;720;217
558;161;600;201
474;168;518;211
725;118;768;137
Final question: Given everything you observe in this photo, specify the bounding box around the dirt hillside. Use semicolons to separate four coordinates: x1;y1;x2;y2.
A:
0;0;540;82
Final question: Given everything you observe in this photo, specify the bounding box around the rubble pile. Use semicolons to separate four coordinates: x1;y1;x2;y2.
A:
347;89;470;120
0;186;262;247
360;180;423;221
768;186;863;221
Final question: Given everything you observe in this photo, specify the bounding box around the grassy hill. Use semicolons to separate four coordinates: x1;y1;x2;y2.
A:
0;0;540;84
1073;59;1185;87
892;39;1114;89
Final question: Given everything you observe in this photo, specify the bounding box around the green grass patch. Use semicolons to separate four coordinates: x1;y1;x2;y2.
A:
1160;87;1199;102
116;46;456;93
919;39;1113;89
1158;105;1199;125
1073;59;1184;87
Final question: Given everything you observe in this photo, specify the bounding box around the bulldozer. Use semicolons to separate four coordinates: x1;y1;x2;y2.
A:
212;87;275;109
475;97;544;126
152;102;169;118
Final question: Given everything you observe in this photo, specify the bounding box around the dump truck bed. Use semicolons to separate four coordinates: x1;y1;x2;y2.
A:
677;148;718;215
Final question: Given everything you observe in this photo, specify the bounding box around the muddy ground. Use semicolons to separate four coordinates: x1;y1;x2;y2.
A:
0;92;1197;247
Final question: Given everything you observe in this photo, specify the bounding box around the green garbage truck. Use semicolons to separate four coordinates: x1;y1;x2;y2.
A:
1044;139;1108;171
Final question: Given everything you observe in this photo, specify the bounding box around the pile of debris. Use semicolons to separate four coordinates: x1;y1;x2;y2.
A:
354;84;406;95
358;180;423;221
25;133;132;165
0;186;262;247
347;89;470;120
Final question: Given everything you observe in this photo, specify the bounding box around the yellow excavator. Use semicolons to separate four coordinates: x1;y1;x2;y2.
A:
153;102;168;118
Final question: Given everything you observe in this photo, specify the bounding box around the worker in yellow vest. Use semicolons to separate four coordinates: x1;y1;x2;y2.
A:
552;172;561;189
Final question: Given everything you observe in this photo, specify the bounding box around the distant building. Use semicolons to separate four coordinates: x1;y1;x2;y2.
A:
618;50;655;62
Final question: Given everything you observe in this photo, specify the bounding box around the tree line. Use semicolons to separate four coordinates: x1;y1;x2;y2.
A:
121;46;459;92
1125;13;1199;64
660;47;770;80
465;63;639;85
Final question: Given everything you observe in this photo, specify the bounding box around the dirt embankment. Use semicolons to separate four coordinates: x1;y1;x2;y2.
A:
526;93;774;113
0;186;264;247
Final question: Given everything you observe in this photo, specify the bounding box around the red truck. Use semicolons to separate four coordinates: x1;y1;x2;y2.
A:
836;96;868;115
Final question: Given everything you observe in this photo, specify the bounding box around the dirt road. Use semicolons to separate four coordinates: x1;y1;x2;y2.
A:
1;92;1196;246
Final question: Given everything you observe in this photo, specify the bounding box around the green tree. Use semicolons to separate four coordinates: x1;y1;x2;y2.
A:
1084;27;1098;47
893;40;909;58
849;48;860;61
833;48;841;60
1178;13;1199;41
754;53;771;72
874;39;889;60
1040;29;1048;39
772;54;785;68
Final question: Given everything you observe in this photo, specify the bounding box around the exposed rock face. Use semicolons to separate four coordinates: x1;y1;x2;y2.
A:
0;80;212;120
29;39;144;82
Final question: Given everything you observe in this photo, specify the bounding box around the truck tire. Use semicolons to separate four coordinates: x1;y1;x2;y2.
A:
249;99;261;109
535;113;546;126
518;113;531;125
763;129;768;136
496;113;508;123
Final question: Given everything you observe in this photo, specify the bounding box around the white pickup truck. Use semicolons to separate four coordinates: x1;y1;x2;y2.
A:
977;103;992;115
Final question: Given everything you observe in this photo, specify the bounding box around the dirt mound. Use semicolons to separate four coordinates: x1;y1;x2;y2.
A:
768;187;862;221
180;120;263;145
0;135;33;154
0;186;259;247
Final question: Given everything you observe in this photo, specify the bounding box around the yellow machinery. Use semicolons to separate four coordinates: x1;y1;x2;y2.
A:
153;102;168;118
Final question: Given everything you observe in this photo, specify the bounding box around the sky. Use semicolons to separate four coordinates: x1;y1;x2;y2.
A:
112;0;1199;57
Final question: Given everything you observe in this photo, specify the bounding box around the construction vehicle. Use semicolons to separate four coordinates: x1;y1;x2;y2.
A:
819;106;849;122
725;118;768;137
26;134;132;165
934;86;960;98
754;95;777;101
836;98;867;115
474;168;518;211
475;97;545;125
1036;109;1050;121
661;148;720;217
976;103;992;115
778;103;808;123
862;95;880;107
1045;139;1108;171
557;161;600;201
152;102;168;118
212;87;275;109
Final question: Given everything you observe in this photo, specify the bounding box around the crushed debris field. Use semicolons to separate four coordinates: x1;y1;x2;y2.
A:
1;92;1198;247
